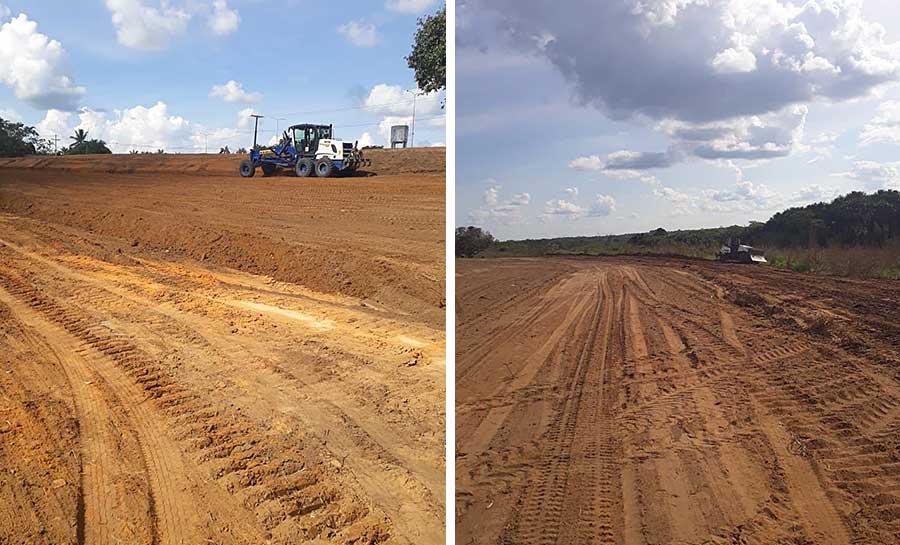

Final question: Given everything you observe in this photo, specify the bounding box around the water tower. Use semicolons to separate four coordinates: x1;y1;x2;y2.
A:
391;125;409;148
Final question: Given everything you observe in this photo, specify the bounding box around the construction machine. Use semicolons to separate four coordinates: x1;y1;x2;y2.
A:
239;119;369;178
717;238;767;263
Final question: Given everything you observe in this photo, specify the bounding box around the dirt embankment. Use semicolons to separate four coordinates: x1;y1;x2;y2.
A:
457;256;900;545
0;149;445;326
0;147;444;177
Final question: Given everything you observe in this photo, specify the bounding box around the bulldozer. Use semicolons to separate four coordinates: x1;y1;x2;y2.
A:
239;119;369;178
717;238;767;263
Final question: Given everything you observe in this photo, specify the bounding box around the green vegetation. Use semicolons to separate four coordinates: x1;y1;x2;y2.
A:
456;226;495;257
407;6;446;94
0;116;52;157
467;190;900;279
64;129;111;155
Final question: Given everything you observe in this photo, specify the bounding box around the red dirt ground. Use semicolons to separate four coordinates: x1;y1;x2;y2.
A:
0;149;445;545
457;256;900;545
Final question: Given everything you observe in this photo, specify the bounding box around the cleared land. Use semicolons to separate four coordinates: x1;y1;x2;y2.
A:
0;149;445;545
457;256;900;545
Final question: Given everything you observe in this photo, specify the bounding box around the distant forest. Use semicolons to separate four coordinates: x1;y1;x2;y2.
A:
482;190;900;255
471;190;900;278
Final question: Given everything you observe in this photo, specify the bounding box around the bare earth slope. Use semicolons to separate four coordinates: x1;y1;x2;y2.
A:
457;256;900;545
0;150;445;545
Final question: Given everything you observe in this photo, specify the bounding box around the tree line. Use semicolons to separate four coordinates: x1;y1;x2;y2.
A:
1;117;111;157
458;189;900;257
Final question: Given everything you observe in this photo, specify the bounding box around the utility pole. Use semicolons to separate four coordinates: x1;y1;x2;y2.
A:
406;89;426;148
251;114;265;149
52;134;59;154
205;133;209;154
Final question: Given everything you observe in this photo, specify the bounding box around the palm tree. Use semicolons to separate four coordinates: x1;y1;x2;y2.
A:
70;129;88;148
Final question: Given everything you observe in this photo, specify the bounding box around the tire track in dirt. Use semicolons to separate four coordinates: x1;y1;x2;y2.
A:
0;227;441;545
0;275;203;545
458;257;899;545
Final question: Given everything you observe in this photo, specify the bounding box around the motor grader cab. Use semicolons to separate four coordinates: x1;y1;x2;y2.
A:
239;119;369;178
717;237;767;263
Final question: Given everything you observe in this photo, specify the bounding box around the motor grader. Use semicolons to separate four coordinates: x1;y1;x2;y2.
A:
240;122;369;178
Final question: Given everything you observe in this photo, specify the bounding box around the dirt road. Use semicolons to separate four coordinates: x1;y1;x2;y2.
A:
0;150;445;545
456;257;900;545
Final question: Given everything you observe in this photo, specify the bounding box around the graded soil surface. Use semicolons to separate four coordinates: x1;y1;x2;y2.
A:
456;256;900;545
0;149;445;545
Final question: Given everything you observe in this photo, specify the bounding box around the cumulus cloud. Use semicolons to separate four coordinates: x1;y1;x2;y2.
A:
105;0;191;50
357;132;374;148
460;0;900;123
0;14;85;110
364;83;443;116
237;107;257;129
564;187;578;198
37;101;249;154
543;199;584;218
860;100;900;146
386;0;438;14
338;20;380;47
835;160;900;190
588;194;616;216
0;4;9;19
210;80;261;103
569;155;604;171
364;83;445;145
570;105;807;176
469;184;532;224
208;0;239;35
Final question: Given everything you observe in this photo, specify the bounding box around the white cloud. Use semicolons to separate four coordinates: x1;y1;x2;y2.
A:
237;107;257;129
712;46;757;74
208;0;240;35
860;100;900;146
364;83;445;145
569;155;604;171
469;184;532;225
105;0;191;50
37;101;251;154
588;194;616;216
835;160;900;190
36;109;72;139
543;199;584;218
210;80;261;103
462;1;900;123
510;192;531;205
484;186;499;206
0;107;20;122
0;14;85;110
385;0;438;14
364;83;443;116
0;5;9;19
564;187;578;198
357;132;374;148
338;20;380;47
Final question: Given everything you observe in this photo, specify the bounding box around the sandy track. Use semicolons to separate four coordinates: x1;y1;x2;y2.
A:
0;152;444;545
456;257;900;545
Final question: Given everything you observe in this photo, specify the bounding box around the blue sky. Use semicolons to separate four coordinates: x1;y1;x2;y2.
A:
0;0;445;153
457;0;900;239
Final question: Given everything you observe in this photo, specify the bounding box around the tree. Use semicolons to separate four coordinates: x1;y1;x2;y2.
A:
406;6;446;94
456;226;495;257
219;146;231;154
235;147;247;154
63;139;112;155
70;128;88;148
0;117;51;157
